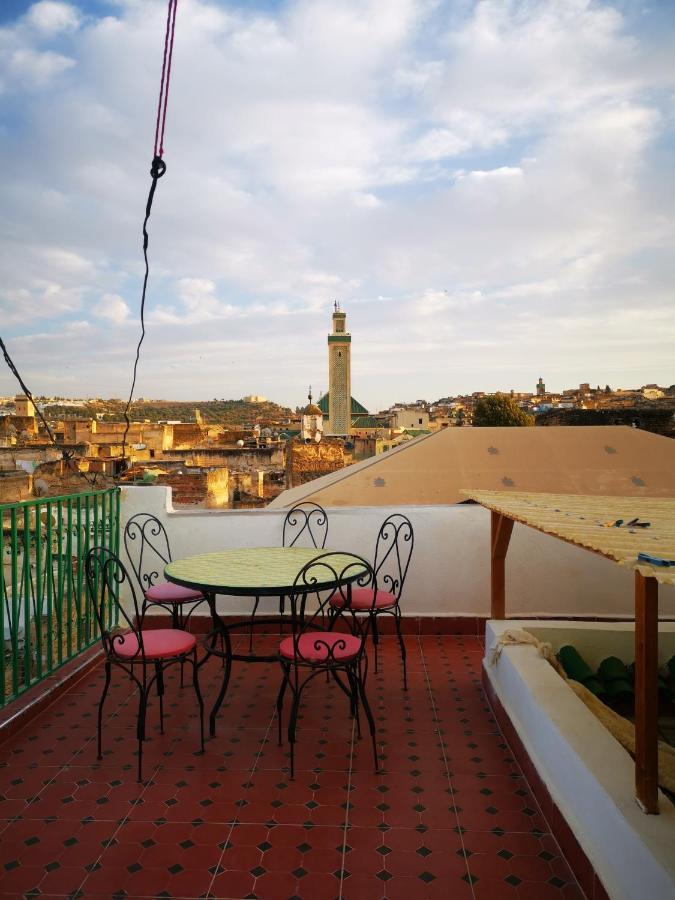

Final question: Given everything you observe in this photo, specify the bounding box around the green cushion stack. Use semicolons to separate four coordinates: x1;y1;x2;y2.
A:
557;645;604;696
598;656;633;700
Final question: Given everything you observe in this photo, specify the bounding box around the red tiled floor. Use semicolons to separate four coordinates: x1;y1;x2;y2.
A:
0;635;586;899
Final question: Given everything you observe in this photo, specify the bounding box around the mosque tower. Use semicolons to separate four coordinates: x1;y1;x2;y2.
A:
327;302;351;435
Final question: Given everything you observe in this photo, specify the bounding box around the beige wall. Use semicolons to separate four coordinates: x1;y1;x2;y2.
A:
119;486;675;619
392;409;429;430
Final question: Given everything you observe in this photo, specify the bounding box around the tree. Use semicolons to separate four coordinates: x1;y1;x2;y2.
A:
473;394;534;427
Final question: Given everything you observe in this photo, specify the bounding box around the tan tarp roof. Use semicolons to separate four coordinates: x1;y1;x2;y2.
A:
269;426;675;509
462;490;675;587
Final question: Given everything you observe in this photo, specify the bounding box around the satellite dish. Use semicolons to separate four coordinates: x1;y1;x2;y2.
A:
236;439;244;447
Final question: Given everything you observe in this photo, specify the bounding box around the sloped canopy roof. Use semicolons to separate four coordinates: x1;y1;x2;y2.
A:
268;426;675;509
462;489;675;586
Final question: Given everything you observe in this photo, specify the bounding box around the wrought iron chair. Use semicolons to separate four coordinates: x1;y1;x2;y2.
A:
275;551;379;779
248;501;329;650
85;546;204;783
329;513;414;690
124;513;205;629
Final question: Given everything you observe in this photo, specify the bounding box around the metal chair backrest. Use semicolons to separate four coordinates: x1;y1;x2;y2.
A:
85;546;145;662
373;514;414;602
288;551;374;666
124;512;172;595
282;502;328;549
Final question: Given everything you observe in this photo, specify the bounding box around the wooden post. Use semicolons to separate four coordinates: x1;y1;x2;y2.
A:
634;571;659;814
490;511;514;619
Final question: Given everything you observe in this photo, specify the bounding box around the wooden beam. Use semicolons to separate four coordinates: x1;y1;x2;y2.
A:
634;571;659;814
490;511;514;619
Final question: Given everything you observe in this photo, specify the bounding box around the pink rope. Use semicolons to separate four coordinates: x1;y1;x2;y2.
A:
153;0;178;160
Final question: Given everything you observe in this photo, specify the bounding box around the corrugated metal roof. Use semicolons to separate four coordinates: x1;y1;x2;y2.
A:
462;489;675;586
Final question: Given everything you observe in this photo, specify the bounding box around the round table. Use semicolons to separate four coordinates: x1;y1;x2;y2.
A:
165;547;368;735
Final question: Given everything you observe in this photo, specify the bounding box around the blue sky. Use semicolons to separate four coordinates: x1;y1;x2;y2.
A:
1;0;674;410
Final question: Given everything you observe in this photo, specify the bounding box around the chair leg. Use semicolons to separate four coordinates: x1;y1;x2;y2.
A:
371;615;380;674
356;665;378;773
155;661;165;734
97;661;112;760
394;609;408;691
191;649;205;753
276;666;289;746
287;684;304;780
346;667;361;739
136;684;148;783
170;604;186;688
279;595;285;634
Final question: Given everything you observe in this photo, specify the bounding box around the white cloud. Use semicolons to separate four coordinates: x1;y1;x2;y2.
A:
2;47;75;87
92;293;130;324
0;0;674;404
25;2;81;35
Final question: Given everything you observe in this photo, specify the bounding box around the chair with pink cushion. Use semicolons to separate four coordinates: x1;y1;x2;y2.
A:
275;552;379;779
85;547;204;782
124;513;205;629
329;513;414;690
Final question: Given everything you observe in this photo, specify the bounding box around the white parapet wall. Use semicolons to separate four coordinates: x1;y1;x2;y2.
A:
119;486;675;618
484;620;675;900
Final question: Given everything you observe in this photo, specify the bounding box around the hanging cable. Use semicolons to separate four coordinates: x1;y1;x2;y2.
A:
120;0;178;472
0;336;99;486
1;0;179;491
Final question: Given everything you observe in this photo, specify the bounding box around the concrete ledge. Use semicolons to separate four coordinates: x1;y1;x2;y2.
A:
0;645;103;743
483;619;675;900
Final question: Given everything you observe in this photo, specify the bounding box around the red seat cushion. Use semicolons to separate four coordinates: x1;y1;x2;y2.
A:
279;631;362;663
145;580;203;603
112;629;197;660
329;587;397;610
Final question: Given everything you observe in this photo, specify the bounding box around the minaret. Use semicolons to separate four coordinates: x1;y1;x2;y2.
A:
327;302;351;435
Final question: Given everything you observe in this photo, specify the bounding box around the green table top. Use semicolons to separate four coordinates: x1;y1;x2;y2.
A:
164;547;368;596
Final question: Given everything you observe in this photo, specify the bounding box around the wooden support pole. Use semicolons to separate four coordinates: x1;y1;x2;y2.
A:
634;571;659;814
490;511;514;619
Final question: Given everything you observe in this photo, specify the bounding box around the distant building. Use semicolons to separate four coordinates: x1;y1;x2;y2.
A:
536;377;546;397
327;303;351;435
300;388;324;443
390;408;430;430
243;395;267;403
15;394;36;418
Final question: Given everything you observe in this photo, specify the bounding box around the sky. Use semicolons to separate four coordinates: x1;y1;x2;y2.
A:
0;0;674;411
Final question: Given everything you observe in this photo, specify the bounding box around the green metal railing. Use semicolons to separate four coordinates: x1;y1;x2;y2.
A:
0;488;120;707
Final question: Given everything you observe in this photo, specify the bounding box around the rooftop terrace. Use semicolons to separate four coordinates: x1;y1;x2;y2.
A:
0;634;584;900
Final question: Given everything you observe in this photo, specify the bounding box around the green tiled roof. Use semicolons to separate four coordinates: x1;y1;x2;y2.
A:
351;416;388;429
318;393;369;415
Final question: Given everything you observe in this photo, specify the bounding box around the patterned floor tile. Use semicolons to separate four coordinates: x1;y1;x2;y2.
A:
0;636;588;900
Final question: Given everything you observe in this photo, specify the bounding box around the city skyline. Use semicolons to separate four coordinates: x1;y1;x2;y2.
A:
1;0;674;410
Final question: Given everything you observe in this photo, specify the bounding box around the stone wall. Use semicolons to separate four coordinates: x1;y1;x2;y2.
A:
286;439;345;488
0;472;32;502
152;468;229;507
536;407;675;437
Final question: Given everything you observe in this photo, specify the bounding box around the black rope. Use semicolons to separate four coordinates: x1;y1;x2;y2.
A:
119;155;167;472
0;335;99;486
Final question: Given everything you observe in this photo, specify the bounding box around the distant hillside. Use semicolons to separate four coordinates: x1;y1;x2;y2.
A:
42;398;295;426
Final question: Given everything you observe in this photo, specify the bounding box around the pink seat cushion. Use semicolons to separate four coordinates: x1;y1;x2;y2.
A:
145;580;203;603
112;629;197;660
329;587;397;610
279;631;362;663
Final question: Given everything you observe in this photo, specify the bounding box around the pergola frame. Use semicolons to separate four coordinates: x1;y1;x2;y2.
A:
464;491;674;816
